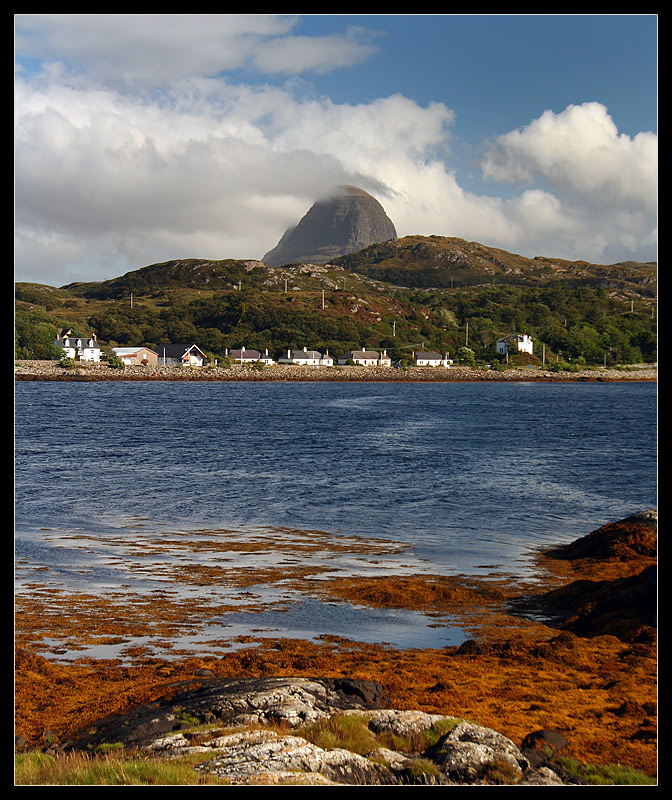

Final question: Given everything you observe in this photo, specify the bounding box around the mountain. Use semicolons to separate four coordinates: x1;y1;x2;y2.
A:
262;185;397;267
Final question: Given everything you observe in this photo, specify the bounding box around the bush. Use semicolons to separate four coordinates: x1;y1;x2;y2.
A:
456;347;476;366
107;354;125;370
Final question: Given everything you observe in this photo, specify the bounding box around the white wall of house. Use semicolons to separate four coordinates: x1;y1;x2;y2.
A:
414;352;450;367
58;337;101;362
497;334;534;355
279;347;332;366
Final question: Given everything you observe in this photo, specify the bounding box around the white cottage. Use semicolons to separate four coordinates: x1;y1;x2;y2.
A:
337;348;392;367
413;351;452;367
159;344;208;366
226;347;275;365
278;347;333;367
496;334;534;356
54;329;101;362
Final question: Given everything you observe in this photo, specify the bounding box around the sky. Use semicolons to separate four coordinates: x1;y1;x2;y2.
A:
14;14;658;286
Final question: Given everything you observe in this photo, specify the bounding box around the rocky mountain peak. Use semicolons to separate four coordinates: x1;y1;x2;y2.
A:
262;185;397;267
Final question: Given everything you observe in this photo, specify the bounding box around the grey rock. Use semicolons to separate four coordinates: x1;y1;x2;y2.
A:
348;708;458;739
192;730;394;785
428;721;528;782
72;677;388;750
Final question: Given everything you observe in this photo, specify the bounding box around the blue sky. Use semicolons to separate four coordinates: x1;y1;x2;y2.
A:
15;14;657;285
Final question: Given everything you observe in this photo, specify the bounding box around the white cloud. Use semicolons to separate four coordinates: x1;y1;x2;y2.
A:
481;102;657;214
14;14;379;85
14;19;657;285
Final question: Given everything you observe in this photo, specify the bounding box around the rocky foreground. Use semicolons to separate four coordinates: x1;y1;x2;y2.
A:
70;677;577;785
15;510;657;785
13;360;657;383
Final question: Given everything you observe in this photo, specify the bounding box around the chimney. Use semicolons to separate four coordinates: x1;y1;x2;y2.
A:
303;346;307;352
287;349;291;358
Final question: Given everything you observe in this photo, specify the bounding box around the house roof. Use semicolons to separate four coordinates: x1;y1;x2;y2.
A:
160;344;206;358
55;335;100;349
344;350;380;359
415;351;443;359
497;334;531;342
229;349;261;360
286;350;323;359
113;347;158;356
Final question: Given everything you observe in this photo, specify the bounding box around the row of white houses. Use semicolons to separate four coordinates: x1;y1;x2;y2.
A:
55;328;533;367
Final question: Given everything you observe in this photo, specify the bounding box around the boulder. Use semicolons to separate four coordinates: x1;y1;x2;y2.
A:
426;721;528;782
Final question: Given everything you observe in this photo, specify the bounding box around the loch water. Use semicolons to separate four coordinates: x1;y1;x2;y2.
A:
14;379;657;653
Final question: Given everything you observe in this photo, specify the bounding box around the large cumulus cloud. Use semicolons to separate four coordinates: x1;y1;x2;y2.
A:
14;15;657;284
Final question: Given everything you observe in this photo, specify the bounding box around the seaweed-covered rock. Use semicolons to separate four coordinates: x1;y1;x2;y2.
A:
545;510;657;562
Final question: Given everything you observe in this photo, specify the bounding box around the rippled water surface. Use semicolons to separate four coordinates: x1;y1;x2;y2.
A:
15;379;657;652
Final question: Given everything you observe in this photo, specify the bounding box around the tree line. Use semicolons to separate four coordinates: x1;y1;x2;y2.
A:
15;281;656;366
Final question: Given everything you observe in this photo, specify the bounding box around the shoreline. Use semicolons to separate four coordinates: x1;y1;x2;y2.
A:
14;360;657;383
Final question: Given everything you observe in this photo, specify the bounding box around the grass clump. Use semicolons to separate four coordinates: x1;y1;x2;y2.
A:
405;757;439;780
555;756;656;786
14;750;222;786
297;713;462;759
296;714;377;755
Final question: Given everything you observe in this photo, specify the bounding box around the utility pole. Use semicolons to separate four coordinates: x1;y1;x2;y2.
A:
393;321;396;337
465;321;469;347
284;278;288;293
322;289;325;310
542;343;546;365
130;292;133;308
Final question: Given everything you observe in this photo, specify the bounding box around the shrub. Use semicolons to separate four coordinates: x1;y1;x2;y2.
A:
107;354;125;370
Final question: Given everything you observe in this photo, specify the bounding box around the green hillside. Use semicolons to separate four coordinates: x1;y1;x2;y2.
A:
15;237;657;367
333;235;657;293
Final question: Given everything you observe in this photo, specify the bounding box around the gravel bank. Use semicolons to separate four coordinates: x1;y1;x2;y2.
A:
14;361;657;383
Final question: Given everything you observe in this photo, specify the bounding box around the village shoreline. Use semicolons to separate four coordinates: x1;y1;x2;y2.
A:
14;360;657;383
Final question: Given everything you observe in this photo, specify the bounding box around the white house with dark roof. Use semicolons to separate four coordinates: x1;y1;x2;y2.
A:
413;350;452;367
496;334;534;356
278;347;333;367
54;329;101;362
257;349;276;366
227;346;261;364
158;343;208;366
226;347;275;365
337;348;392;367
